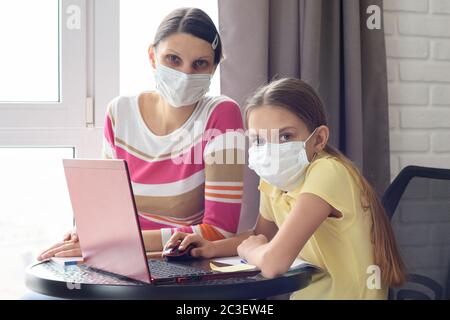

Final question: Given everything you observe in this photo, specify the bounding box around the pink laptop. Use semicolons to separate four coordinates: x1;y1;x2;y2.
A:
62;159;259;284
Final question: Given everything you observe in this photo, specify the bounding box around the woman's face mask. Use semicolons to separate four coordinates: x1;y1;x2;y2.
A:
154;58;212;108
248;128;318;191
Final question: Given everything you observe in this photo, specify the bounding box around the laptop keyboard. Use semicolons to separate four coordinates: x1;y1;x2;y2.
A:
36;260;261;286
148;259;214;278
41;260;142;285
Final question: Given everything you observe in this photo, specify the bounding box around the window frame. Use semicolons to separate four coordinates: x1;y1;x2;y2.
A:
0;0;87;128
0;0;105;159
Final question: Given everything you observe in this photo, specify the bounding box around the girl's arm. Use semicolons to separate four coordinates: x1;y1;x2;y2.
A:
240;193;333;278
209;230;254;257
210;215;278;257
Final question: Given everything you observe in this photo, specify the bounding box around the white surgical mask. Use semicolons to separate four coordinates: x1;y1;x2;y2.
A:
248;128;318;191
154;59;212;108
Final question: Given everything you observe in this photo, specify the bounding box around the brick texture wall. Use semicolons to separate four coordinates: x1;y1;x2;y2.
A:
385;0;450;176
384;0;450;294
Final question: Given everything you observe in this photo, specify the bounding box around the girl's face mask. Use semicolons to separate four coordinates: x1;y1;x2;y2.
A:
248;128;318;191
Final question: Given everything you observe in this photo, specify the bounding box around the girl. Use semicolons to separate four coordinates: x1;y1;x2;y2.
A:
38;8;244;260
165;78;406;299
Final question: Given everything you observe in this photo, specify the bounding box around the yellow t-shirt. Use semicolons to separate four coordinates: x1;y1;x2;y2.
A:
258;151;388;300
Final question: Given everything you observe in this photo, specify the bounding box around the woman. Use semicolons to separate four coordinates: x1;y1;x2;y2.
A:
38;7;245;260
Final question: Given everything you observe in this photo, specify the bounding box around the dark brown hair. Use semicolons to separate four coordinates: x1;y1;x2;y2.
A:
153;7;223;64
246;77;406;287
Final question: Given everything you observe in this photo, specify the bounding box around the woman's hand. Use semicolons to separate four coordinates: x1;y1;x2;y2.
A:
164;232;217;259
37;228;81;261
62;227;78;242
237;234;268;264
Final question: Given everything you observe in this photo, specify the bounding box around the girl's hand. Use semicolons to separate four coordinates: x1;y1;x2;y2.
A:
37;228;81;261
164;232;217;259
237;234;268;262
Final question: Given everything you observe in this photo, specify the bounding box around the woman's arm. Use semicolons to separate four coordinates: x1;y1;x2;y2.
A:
238;193;333;278
165;214;278;258
142;230;163;251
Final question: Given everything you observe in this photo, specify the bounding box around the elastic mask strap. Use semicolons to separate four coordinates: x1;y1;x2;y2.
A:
304;127;318;146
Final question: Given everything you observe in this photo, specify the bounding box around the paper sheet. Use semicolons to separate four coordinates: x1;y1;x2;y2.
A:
209;262;258;272
210;256;318;273
213;256;247;265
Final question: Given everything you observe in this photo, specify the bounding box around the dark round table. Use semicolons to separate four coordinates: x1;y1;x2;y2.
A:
25;258;314;300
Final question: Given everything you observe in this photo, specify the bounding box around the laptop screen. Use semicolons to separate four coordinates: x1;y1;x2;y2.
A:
63;159;151;283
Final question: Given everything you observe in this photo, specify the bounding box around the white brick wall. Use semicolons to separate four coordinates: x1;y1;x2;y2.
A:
384;0;450;291
431;0;450;14
385;0;450;178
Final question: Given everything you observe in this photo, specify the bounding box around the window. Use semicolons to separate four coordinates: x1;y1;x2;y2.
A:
0;147;74;299
0;0;86;128
0;0;91;299
119;0;220;96
0;0;60;102
0;0;221;299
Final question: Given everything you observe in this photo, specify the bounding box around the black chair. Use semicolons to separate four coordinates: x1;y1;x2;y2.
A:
382;165;450;300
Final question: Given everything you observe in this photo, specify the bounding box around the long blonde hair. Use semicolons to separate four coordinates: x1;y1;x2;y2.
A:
245;78;406;286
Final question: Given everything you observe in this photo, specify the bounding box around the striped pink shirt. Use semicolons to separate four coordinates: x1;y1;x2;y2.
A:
102;93;245;246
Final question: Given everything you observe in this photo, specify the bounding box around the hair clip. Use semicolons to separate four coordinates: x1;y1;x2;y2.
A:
212;34;219;50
